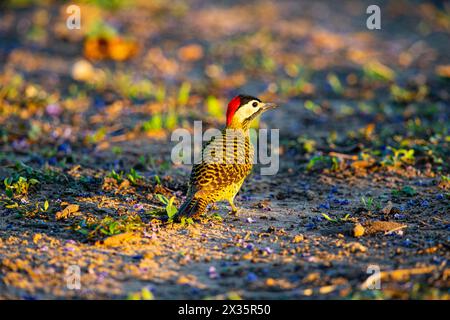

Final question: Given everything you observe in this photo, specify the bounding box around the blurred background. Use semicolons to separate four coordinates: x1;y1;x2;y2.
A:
0;0;449;300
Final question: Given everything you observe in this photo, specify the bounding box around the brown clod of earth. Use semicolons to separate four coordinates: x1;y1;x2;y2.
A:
363;221;407;235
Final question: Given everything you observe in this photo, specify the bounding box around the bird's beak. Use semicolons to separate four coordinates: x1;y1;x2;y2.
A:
261;102;278;111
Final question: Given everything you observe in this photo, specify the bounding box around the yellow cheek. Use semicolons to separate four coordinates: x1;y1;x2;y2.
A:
234;105;259;121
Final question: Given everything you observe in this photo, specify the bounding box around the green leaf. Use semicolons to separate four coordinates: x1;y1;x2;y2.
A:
28;178;39;185
155;194;169;205
5;189;13;198
5;202;18;209
401;186;416;196
322;213;337;222
166;196;177;219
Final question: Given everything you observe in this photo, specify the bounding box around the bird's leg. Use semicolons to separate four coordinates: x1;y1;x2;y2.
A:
228;198;239;215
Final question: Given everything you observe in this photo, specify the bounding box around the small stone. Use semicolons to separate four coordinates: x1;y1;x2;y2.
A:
305;190;315;200
71;59;95;82
381;201;393;214
292;234;304;243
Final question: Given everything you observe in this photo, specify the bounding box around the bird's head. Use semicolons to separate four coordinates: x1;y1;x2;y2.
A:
226;94;278;129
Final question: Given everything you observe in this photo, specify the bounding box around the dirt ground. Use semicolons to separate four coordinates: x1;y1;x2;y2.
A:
0;0;449;299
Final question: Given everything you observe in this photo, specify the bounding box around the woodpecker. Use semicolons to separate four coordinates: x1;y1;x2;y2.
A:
175;94;278;220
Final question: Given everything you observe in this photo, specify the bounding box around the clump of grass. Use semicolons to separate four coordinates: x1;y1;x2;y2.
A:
75;215;146;239
360;196;381;211
142;113;163;131
156;194;177;219
381;147;415;168
107;169;123;183
306;155;340;171
126;168;142;185
391;186;416;197
146;194;181;222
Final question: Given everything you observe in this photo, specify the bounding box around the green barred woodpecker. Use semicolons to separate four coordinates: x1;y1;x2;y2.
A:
175;94;278;220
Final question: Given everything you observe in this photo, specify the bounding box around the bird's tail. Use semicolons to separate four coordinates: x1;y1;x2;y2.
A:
174;196;208;221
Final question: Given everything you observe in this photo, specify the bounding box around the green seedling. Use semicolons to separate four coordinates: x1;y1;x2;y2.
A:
111;146;123;155
381;147;415;168
108;170;123;183
4;176;39;197
142;113;163;131
361;196;381;211
306;155;340;171
321;213;351;223
127;168;143;185
179;216;195;227
155;194;178;220
87;127;107;144
392;186;416;197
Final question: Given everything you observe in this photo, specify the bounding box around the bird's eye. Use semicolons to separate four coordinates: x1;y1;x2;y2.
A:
252;102;258;107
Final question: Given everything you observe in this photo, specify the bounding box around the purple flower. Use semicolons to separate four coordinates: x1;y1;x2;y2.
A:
305;222;316;230
247;272;258;282
12;139;29;151
402;239;413;247
208;266;219;279
246;243;255;250
394;213;406;220
319;202;330;210
57;143;72;154
48;157;57;165
46;103;62;117
436;194;444;200
335;199;349;205
264;247;273;254
420;200;429;207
